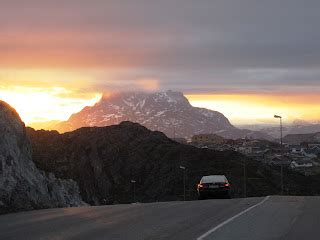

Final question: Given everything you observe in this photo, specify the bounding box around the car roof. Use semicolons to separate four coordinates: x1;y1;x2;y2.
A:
201;175;227;183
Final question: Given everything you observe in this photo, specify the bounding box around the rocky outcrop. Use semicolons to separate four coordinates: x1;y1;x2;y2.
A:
0;101;83;214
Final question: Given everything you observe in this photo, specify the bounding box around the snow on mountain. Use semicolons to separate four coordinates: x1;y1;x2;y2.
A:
54;90;272;140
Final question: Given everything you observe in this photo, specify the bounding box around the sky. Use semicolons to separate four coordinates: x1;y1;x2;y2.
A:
1;0;320;125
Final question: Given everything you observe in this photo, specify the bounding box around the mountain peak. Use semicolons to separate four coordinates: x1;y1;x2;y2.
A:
100;90;189;105
55;90;231;137
54;91;271;140
152;90;189;103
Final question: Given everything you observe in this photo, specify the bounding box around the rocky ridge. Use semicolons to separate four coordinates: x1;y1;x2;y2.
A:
0;101;83;214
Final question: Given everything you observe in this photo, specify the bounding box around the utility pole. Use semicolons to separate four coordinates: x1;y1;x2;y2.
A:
179;166;186;201
131;180;136;203
280;116;283;146
280;164;284;195
274;115;284;195
243;158;247;198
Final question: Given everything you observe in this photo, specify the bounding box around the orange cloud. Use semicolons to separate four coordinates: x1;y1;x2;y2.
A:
0;29;157;68
136;78;160;91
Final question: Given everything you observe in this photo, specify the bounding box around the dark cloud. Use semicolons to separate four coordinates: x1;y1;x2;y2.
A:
1;0;320;93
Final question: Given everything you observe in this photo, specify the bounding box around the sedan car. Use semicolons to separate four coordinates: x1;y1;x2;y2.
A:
197;175;231;199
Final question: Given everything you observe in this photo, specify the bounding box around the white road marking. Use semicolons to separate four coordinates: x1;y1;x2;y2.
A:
197;196;270;240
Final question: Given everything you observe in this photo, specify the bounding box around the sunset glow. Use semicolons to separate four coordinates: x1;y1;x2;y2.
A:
2;84;320;125
1;1;320;127
187;94;320;125
0;68;162;124
0;85;101;124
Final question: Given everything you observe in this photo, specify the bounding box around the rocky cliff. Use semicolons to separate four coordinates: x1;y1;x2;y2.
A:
0;101;83;214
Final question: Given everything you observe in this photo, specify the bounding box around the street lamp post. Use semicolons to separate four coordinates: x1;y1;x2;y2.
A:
274;115;284;195
274;115;283;146
179;166;186;201
243;158;247;198
131;180;136;203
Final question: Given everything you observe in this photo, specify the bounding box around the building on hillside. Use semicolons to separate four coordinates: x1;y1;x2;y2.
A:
308;146;320;156
301;142;317;148
290;160;313;169
191;134;225;144
269;155;292;167
308;143;320;147
246;149;270;160
291;146;306;154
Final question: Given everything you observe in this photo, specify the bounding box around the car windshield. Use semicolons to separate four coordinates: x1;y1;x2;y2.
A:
201;176;226;183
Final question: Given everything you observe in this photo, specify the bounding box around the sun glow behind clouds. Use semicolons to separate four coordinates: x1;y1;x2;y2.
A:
187;94;320;125
0;68;162;125
0;86;101;124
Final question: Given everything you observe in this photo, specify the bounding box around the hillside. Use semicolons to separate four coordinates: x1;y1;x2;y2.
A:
283;132;320;145
52;91;272;140
27;122;318;205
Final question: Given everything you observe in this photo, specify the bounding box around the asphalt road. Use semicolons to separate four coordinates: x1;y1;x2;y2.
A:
1;196;320;240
